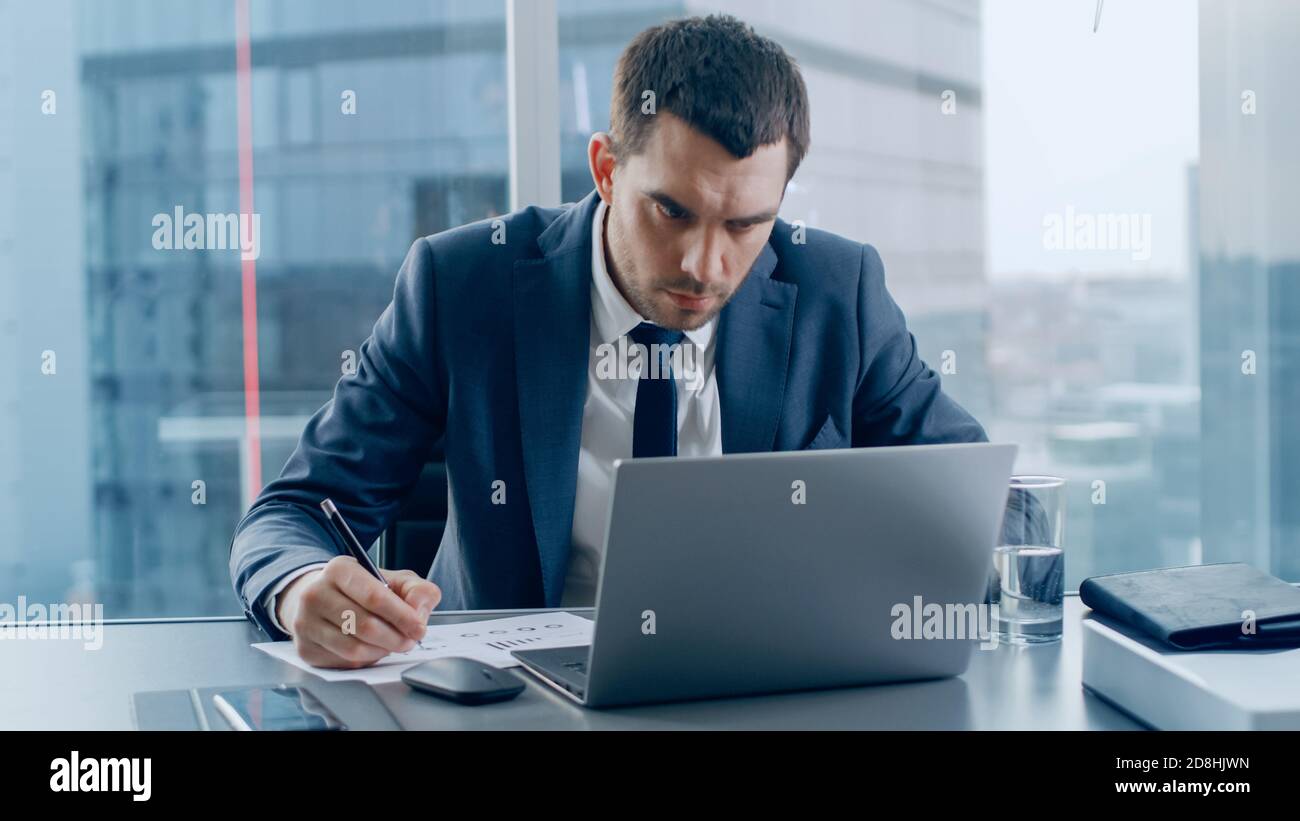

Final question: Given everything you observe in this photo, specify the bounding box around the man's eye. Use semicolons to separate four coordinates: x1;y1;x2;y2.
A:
656;202;685;220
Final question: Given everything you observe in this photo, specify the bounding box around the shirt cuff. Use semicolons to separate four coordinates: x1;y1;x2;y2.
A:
261;562;329;635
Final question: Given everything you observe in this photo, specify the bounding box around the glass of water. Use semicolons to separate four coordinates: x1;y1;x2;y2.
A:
991;475;1066;645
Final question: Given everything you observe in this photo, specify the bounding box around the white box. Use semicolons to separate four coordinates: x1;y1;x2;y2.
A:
1081;615;1300;730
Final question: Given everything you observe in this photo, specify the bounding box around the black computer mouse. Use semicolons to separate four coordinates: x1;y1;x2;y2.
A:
400;657;526;705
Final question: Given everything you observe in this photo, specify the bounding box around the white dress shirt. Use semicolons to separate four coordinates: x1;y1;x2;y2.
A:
263;198;724;629
560;199;723;606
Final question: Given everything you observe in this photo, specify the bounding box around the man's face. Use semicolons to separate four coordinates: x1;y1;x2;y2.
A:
594;112;789;331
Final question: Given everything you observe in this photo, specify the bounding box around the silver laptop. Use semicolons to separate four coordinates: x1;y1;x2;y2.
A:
512;442;1017;708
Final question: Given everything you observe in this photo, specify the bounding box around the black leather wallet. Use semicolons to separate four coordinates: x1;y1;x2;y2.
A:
1079;562;1300;650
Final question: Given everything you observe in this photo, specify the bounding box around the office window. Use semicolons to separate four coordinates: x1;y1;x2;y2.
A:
1;0;1295;623
0;0;508;618
1198;0;1300;581
981;0;1199;585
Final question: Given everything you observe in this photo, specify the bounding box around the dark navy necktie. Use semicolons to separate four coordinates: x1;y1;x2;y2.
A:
628;322;686;458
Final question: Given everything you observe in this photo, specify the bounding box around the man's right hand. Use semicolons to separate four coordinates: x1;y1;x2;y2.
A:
275;556;442;669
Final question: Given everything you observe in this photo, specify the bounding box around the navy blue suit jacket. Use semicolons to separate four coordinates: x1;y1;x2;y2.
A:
230;190;988;639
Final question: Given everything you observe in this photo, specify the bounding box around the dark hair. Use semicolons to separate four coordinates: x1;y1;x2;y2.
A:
610;14;811;181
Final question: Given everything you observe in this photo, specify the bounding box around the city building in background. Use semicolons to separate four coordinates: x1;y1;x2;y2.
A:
79;0;510;615
1198;0;1300;581
5;0;511;616
0;3;95;611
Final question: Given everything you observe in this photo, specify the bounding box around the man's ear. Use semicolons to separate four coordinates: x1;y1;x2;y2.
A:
588;132;617;203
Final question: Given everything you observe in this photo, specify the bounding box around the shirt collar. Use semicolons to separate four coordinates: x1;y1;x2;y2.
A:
590;198;714;348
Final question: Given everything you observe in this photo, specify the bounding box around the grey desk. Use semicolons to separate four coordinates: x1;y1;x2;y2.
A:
0;595;1140;730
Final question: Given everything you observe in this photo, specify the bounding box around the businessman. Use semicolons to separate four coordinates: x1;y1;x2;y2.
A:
230;15;992;668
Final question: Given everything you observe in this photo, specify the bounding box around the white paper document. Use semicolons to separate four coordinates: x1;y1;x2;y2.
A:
252;612;593;685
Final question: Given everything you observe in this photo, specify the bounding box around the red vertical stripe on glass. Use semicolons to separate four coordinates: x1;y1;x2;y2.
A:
235;0;263;500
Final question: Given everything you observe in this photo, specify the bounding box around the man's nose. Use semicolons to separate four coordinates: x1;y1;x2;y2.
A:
680;228;727;289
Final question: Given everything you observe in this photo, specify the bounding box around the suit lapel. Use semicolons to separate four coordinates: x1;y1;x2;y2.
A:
513;193;597;606
717;244;797;453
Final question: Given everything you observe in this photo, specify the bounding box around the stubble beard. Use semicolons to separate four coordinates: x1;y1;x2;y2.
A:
603;203;733;333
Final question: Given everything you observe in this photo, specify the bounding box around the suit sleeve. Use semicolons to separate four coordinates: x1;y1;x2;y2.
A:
228;237;447;639
850;243;988;447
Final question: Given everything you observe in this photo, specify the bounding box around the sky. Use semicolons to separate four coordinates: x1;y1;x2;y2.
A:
981;0;1199;277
